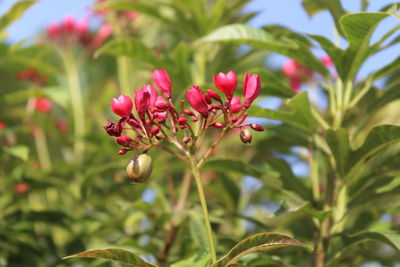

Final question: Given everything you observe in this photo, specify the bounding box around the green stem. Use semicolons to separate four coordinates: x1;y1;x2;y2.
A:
189;155;217;263
34;127;52;172
62;49;85;159
117;56;131;95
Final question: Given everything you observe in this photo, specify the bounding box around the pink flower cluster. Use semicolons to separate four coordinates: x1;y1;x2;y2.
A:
282;56;334;92
47;15;112;49
104;70;264;154
16;67;47;86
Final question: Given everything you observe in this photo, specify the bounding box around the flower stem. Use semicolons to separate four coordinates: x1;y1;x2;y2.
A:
188;155;217;263
62;49;85;159
34;127;52;172
117;56;131;95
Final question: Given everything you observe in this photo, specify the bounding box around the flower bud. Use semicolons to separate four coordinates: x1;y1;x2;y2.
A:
111;94;133;117
213;71;237;100
230;116;238;123
152;69;171;99
250;123;264;132
126;154;153;183
178;116;187;125
151;126;160;135
243;73;261;108
117;135;132;147
240;128;252;144
204;93;212;104
184;109;194;116
207;89;221;101
212;122;224;128
118;149;128;155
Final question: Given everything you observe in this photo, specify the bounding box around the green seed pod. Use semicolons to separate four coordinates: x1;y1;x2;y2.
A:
126;154;153;183
240;128;252;144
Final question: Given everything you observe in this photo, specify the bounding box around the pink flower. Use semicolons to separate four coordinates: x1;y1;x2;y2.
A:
282;59;313;92
63;15;76;34
213;71;237;100
143;84;158;111
134;88;150;119
47;22;60;39
56;119;68;132
186;86;209;117
152;69;171;99
243;74;261;108
230;97;243;114
34;97;53;113
90;23;113;48
321;55;333;67
111;94;133;117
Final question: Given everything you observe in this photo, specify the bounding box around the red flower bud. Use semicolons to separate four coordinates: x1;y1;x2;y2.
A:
243;73;261;108
184;109;194;116
230;116;238;123
186;86;209;117
230;97;243;114
212;122;224;128
14;183;29;195
34;97;53;113
207;89;221;101
118;149;129;155
117;135;133;147
151;126;160;135
152;69;171;99
204;93;212;104
0;120;5;130
178;116;187;125
213;71;237;100
47;22;60;39
63;15;76;33
155;96;169;111
250;123;264;131
111;94;133;117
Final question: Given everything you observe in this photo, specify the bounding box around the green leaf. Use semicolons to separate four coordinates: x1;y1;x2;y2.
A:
7;44;57;73
339;12;389;81
308;34;343;72
96;0;167;23
63;248;157;267
171;251;210;267
327;125;400;180
250;92;317;133
0;1;36;32
326;129;351;177
329;231;400;266
95;38;161;66
203;159;264;177
211;232;310;267
4;145;29;161
197;24;329;76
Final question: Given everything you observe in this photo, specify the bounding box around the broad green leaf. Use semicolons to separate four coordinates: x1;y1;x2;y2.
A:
308;34;343;74
95;38;161;66
327;125;400;180
339;12;389;81
97;0;167;23
367;82;400;113
326;129;351;177
63;248;157;267
250;92;317;133
7;44;57;73
171;251;210;267
0;1;36;32
211;232;309;267
4;145;29;161
190;211;209;249
203;159;264;177
329;231;400;266
197;24;329;76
